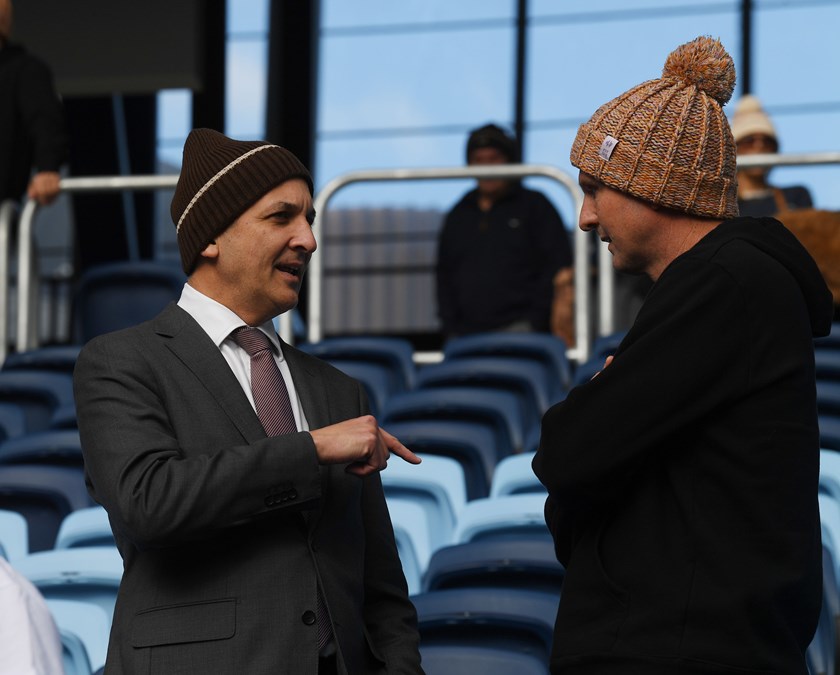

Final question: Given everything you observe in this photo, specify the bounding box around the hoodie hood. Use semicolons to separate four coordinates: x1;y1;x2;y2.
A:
698;217;834;337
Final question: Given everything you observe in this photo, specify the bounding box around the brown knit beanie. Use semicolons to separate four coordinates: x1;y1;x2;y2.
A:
570;36;738;219
171;128;313;274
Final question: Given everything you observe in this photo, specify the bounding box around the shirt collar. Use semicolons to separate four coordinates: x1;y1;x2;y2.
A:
177;283;283;357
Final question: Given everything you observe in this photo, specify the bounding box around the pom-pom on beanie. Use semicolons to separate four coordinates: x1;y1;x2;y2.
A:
730;94;777;145
570;36;738;219
171;128;313;275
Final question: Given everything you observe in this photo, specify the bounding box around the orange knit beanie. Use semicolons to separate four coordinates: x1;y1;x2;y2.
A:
570;36;738;219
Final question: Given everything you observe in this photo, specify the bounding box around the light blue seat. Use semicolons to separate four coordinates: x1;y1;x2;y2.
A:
819;449;840;506
55;506;115;550
381;454;466;552
490;452;545;498
382;420;498;500
443;332;572;398
16;547;123;622
454;494;550;544
386;499;433;596
46;598;110;675
382;387;525;458
0;507;28;561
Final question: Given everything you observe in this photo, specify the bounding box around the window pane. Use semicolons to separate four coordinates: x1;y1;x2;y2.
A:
227;0;269;34
318;28;514;133
226;40;268;138
321;0;515;29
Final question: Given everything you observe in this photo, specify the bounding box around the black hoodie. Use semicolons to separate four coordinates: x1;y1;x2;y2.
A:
534;217;833;674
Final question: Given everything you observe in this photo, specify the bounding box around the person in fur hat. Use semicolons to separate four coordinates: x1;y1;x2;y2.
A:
533;36;832;674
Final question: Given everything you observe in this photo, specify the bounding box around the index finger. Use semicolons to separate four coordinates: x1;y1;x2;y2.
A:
380;427;422;465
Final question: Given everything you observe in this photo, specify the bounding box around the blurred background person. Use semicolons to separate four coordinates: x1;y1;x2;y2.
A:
732;94;813;218
0;0;67;208
436;123;575;345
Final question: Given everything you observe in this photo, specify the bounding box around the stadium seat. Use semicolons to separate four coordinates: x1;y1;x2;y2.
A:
415;357;559;431
46;598;110;675
806;545;840;675
0;464;93;551
412;586;558;662
0;507;28;561
380;454;466;552
490;452;544;497
818;382;840;416
382;387;525;458
523;423;541;455
420;644;549;675
0;370;76;433
380;420;497;500
1;345;81;374
822;417;840;453
455;494;551;544
0;429;83;467
323;359;393;418
298;336;416;391
423;537;563;595
71;260;186;343
816;349;840;383
386;499;432;596
55;506;115;550
16;547;123;622
443;332;572;398
0;403;26;441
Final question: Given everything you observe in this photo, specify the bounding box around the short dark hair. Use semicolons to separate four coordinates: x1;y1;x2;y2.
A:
466;123;518;163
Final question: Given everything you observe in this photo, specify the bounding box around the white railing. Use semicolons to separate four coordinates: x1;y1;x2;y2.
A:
4;150;839;364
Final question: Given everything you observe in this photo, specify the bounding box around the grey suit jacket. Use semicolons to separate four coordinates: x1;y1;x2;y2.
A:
73;303;422;675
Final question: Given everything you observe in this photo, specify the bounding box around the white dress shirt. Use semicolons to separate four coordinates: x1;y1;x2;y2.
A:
177;283;309;432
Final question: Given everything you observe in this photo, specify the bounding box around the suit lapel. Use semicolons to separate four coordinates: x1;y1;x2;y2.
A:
153;304;266;443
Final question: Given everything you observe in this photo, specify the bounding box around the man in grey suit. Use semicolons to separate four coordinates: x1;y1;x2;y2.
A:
73;128;424;674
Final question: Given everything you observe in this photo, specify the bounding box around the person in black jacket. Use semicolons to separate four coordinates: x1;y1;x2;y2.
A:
532;36;833;675
0;0;67;206
436;123;575;344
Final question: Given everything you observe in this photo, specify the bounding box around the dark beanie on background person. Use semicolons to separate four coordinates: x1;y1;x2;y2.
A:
171;128;313;274
465;123;519;163
570;35;738;220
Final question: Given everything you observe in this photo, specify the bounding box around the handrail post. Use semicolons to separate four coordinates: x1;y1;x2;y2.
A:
16;198;40;353
0;199;18;363
311;164;590;362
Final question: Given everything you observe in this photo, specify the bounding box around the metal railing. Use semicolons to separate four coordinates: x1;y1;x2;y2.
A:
306;164;596;363
4;150;839;363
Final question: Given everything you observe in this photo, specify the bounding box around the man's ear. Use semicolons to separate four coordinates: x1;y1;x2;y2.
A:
200;240;219;259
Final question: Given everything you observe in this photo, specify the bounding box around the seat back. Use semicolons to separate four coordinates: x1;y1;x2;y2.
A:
380;454;466;551
0;507;28;561
382;387;525;458
443;332;572;397
490;452;545;498
415;357;559;431
298;336;416;391
0;465;92;551
325;359;394;418
455;494;551;544
0;429;83;468
386;499;432;596
424;537;563;595
2;345;82;374
17;547;123;622
420;644;549;675
55;506;115;550
46;599;111;675
71;261;186;343
0;370;76;434
381;420;497;500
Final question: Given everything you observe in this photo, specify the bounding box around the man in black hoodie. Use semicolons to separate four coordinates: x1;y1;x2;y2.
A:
532;37;834;675
0;0;67;206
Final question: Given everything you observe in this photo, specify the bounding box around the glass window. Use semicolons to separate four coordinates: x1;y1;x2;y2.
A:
225;40;269;139
321;0;515;29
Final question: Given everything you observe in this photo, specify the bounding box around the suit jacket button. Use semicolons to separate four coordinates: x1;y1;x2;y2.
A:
302;610;316;625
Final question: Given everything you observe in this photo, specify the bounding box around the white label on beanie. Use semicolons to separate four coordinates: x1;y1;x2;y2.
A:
598;135;619;160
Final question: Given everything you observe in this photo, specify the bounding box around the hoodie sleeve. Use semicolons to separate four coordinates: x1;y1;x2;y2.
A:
533;254;751;507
